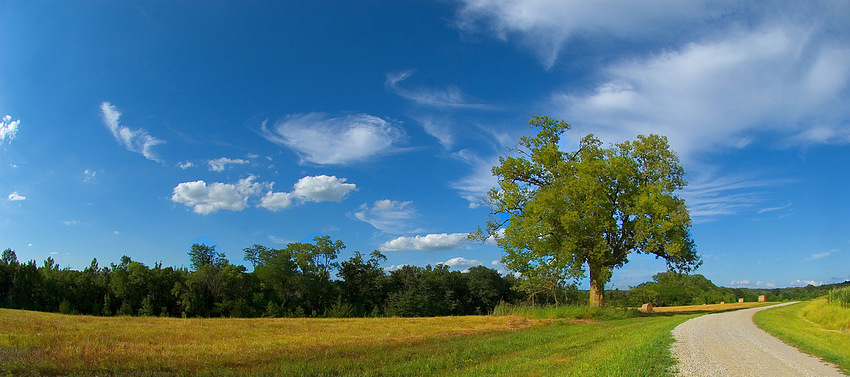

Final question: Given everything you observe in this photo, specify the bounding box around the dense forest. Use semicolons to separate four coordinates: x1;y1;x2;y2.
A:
1;238;846;318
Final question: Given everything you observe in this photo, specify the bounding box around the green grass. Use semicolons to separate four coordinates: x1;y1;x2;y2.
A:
829;286;850;308
754;299;850;374
0;308;702;376
492;302;641;320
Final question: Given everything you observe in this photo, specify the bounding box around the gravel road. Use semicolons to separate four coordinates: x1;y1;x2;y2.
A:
671;302;846;376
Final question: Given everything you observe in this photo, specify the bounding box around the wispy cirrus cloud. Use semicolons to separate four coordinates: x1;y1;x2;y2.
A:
7;192;26;201
454;0;716;69
679;172;790;223
354;199;419;234
450;149;500;208
386;70;494;110
457;1;850;157
805;249;839;261
553;25;850;159
100;102;165;162
260;113;405;165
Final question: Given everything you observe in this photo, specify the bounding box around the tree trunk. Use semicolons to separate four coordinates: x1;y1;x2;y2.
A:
588;264;605;308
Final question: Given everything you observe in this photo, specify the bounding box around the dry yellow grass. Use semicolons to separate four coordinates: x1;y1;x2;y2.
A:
0;308;542;374
652;301;770;313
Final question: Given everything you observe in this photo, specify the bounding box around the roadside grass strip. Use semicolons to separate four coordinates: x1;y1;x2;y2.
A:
754;300;850;374
0;308;700;376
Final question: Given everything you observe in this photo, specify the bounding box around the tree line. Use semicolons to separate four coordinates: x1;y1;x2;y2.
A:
3;241;845;318
0;238;523;318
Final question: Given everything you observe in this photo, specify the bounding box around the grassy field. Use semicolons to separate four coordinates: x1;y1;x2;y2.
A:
0;307;711;376
754;299;850;374
651;301;769;313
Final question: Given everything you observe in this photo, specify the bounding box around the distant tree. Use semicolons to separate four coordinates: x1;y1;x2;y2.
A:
466;266;511;314
0;249;17;305
338;251;388;316
475;116;700;307
2;248;17;265
188;244;226;271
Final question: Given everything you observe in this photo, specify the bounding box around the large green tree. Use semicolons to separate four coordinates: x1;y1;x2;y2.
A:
477;116;700;307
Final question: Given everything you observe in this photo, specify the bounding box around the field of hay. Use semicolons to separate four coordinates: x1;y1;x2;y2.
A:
0;303;777;376
0;309;541;375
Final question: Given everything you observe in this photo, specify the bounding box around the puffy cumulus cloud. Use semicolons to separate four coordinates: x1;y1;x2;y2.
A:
379;233;471;252
172;176;264;215
260;113;406;165
7;192;26;201
100;102;165;162
292;175;357;202
83;169;97;183
260;191;293;212
790;279;823;287
354;199;417;234
208;157;249;172
176;161;195;169
438;257;483;272
259;175;357;212
454;0;714;68
1;115;20;144
383;264;408;272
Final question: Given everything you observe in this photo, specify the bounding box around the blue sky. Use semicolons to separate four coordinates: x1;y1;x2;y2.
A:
2;1;849;289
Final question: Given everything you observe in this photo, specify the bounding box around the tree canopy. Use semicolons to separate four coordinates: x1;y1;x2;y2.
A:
478;116;701;307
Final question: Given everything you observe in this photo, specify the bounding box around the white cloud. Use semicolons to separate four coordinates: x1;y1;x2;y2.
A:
83;169;97;183
438;256;483;271
63;220;80;226
553;24;850;158
260;113;406;165
171;176;264;215
386;70;494;110
679;173;788;223
457;1;850;154
454;0;714;68
383;264;408;272
7;192;25;201
379;232;471;252
354;199;417;234
1;115;20;144
805;249;838;261
100;102;165;162
450;149;499;208
259;191;293;212
259;175;357;212
729;280;751;287
292;175;357;202
208;157;249;172
408;114;456;149
757;203;792;214
789;279;823;287
176;161;195;169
